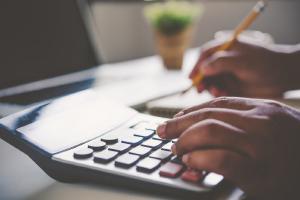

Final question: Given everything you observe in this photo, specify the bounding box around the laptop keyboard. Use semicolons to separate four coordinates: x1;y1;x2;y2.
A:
54;120;223;192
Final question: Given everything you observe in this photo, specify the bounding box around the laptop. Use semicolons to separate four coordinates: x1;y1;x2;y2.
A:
0;0;191;111
0;0;98;106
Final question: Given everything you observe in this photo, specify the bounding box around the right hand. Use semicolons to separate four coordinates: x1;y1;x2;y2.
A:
190;39;300;98
157;97;300;199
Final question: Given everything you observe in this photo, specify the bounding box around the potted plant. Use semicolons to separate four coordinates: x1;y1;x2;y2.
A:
144;1;203;70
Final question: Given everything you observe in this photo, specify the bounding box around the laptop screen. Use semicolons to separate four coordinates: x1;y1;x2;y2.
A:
0;0;98;90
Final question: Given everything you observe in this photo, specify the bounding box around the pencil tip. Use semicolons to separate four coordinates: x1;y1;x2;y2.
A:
181;85;193;96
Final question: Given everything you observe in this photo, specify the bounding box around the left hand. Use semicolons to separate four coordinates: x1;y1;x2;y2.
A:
156;97;300;199
189;39;300;98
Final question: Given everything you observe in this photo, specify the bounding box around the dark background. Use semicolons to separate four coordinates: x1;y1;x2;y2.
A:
0;0;97;90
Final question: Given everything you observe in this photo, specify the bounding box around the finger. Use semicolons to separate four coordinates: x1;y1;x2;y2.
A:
182;149;254;183
198;76;226;96
189;40;226;79
209;86;223;97
161;108;249;139
176;97;256;117
201;51;241;77
219;90;228;97
205;74;240;97
190;38;247;79
174;119;251;157
196;82;206;93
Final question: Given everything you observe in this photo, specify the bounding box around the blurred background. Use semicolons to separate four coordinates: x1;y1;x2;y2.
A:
90;0;300;62
0;0;299;89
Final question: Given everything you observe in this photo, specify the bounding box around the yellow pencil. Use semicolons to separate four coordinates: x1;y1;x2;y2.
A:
182;0;267;95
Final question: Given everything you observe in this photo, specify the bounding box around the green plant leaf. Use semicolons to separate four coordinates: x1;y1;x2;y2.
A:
144;1;204;35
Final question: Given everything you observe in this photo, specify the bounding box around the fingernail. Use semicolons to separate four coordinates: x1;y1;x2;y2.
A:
171;144;177;155
182;154;189;164
174;111;184;118
197;84;205;92
156;122;167;138
210;87;219;97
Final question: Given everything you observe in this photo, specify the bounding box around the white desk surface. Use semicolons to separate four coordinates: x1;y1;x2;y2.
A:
0;49;245;200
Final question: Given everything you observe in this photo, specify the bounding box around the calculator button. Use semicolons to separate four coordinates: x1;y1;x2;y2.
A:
101;135;118;144
149;149;173;161
136;158;161;173
170;156;182;164
152;134;170;143
122;136;143;146
109;143;131;153
73;148;93;159
181;169;205;183
129;146;152;157
141;139;162;149
159;162;184;178
202;173;223;187
161;142;172;151
132;121;158;131
115;153;140;169
145;123;158;131
88;140;106;151
93;150;119;164
152;134;163;140
134;130;155;139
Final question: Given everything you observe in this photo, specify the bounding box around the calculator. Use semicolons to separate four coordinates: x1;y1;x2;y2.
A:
0;90;223;197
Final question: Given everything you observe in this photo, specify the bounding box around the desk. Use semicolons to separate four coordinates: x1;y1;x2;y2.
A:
0;50;244;200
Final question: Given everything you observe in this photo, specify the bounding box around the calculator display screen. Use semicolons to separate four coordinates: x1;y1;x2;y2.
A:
16;91;137;155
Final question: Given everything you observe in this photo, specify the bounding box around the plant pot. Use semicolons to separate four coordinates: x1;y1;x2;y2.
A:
155;27;193;70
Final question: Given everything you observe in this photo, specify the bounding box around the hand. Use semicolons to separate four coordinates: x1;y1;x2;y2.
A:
156;97;300;199
190;39;300;98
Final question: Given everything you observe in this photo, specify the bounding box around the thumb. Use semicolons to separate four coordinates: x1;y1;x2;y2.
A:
189;40;227;79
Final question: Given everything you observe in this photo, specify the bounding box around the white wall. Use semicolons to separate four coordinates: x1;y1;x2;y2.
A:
89;0;300;63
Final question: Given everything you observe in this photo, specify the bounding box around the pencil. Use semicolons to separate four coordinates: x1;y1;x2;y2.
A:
181;0;267;95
